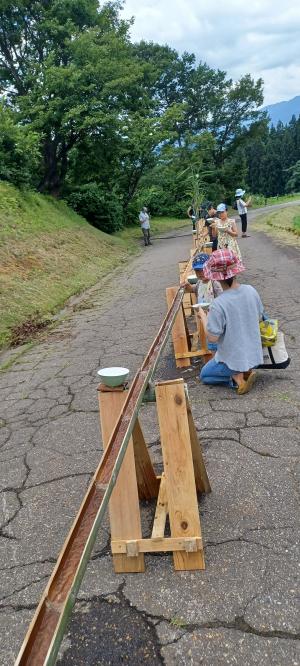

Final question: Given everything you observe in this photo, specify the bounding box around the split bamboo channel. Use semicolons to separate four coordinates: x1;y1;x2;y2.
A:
16;284;187;666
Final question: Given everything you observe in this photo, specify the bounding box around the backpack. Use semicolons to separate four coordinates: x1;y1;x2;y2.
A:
233;201;238;210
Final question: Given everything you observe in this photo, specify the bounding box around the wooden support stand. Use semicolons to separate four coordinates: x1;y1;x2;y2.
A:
166;286;212;368
98;379;210;572
179;261;193;317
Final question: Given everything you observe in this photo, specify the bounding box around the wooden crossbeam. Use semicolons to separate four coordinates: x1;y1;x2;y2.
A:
111;537;203;555
175;350;209;359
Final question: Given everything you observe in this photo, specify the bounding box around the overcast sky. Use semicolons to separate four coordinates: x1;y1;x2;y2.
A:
121;0;300;106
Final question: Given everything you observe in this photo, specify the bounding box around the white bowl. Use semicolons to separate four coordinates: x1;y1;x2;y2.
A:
97;366;129;387
187;274;197;284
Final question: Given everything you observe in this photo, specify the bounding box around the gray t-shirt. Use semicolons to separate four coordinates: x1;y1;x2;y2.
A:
139;211;150;229
206;284;264;371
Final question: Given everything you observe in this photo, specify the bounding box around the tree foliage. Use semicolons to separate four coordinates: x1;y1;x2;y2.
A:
0;103;40;187
0;1;266;230
244;115;300;196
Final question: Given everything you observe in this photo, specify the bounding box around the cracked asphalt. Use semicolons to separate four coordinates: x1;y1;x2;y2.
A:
0;214;299;665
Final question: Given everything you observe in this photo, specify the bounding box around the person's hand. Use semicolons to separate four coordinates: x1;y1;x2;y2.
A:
183;281;193;292
197;307;207;333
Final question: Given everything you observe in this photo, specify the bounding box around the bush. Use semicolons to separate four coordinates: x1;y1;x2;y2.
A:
0;104;40;188
67;183;124;233
131;185;188;219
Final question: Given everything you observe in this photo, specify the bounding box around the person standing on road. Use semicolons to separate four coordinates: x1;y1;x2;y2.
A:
205;203;218;251
212;203;242;260
199;249;264;394
139;206;151;246
235;188;251;238
187;204;197;231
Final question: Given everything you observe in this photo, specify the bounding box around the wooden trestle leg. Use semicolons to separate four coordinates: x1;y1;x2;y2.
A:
155;379;207;570
98;387;146;573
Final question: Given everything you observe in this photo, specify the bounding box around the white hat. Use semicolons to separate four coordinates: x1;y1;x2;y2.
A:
216;203;227;212
235;188;245;197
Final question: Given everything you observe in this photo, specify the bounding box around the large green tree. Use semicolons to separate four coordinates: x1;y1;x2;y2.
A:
0;1;142;194
0;1;267;226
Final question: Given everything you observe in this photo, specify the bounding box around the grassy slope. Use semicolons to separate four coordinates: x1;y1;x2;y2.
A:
0;183;187;349
251;204;300;247
250;192;300;207
0;183;137;348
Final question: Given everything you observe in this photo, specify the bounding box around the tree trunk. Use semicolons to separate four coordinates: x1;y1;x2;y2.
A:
38;134;66;196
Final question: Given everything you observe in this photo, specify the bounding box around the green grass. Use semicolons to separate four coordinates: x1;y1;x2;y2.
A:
116;215;188;242
251;204;300;247
0;182;137;349
293;215;300;233
250;192;300;208
0;183;187;350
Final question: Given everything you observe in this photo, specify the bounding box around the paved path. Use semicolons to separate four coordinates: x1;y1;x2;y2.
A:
0;214;299;665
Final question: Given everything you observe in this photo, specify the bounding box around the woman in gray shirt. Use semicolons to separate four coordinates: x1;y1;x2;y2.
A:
199;249;264;395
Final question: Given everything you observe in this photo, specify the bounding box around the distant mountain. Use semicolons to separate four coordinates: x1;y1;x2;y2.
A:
263;95;300;126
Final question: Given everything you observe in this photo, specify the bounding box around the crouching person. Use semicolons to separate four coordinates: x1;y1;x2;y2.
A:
185;253;223;304
199;250;264;394
185;253;223;355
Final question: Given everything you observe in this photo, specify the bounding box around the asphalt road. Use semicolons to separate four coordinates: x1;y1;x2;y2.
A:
0;209;299;665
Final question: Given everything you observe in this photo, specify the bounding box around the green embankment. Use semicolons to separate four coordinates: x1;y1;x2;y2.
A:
250;193;300;207
0;183;187;349
252;205;300;247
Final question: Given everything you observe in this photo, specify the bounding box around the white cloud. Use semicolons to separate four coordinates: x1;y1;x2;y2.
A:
121;0;300;104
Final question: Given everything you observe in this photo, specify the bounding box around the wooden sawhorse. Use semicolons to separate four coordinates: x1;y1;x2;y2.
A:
98;379;211;572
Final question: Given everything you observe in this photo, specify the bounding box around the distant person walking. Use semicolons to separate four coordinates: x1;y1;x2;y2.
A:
235;188;251;238
139;206;151;246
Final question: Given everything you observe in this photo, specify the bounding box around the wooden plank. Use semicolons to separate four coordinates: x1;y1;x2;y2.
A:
196;307;211;363
191;331;199;352
151;474;168;538
156;378;184;386
99;390;145;573
196;307;208;348
179;261;188;276
155;380;205;570
166;287;190;368
183;292;192;317
175;350;209;359
180;255;195;285
186;401;211;494
111;536;203;554
132;419;159;500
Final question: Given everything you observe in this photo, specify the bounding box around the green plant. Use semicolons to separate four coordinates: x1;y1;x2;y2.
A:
170;617;187;628
67;183;124;234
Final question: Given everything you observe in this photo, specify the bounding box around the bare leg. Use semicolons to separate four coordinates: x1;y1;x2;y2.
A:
232;372;244;388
